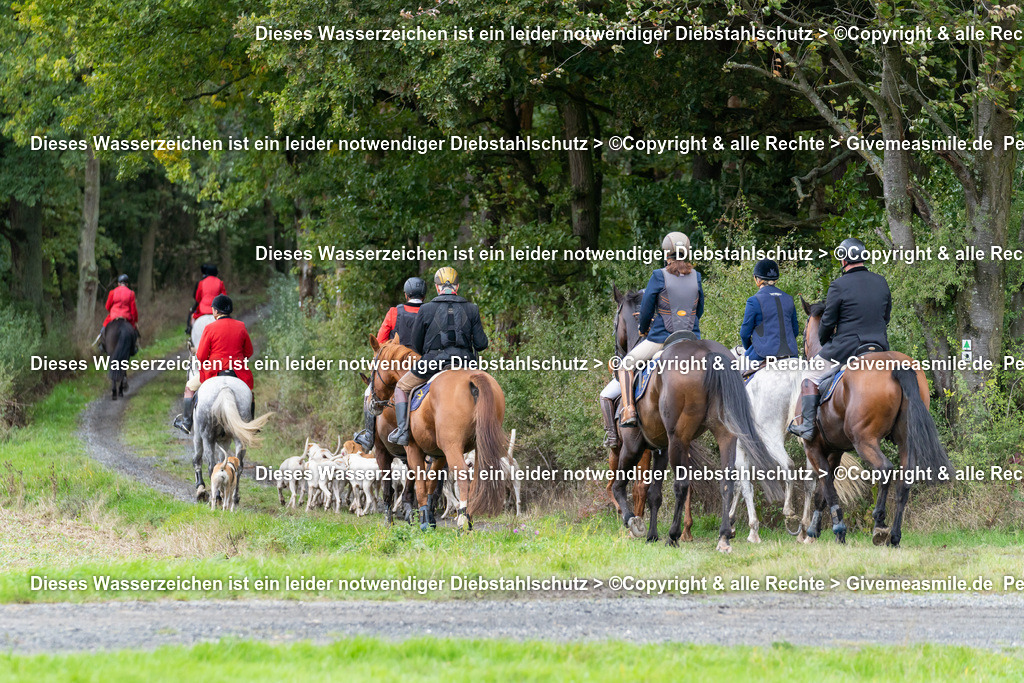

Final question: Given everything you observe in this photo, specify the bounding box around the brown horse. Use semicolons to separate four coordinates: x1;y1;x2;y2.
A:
610;290;783;553
798;299;951;546
366;336;509;530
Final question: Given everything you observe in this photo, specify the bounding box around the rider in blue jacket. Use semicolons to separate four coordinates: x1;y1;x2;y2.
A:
739;258;799;363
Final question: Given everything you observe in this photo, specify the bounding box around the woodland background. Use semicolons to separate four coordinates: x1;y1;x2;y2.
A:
2;0;1024;470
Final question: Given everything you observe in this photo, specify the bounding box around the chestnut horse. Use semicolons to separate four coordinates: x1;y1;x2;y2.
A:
610;290;784;553
366;336;509;531
798;299;951;546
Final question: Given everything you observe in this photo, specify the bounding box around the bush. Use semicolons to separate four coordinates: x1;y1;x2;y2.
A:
0;302;43;434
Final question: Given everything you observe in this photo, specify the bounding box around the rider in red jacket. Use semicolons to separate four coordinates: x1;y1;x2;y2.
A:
99;275;139;354
186;263;227;335
174;294;253;434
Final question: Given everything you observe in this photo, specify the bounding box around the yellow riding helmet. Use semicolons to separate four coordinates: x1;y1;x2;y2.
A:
434;266;459;289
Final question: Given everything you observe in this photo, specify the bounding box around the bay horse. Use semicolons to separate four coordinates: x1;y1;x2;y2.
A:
367;336;509;531
610;290;784;553
797;298;951;546
102;318;135;400
192;375;272;505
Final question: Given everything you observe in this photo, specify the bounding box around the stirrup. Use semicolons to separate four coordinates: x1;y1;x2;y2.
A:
173;413;192;435
388;428;409;446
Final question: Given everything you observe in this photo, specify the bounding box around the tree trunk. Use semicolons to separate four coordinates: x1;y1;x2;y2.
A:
264;198;277;275
138;214;157;303
218;225;233;285
956;93;1017;391
74;147;100;344
560;96;600;252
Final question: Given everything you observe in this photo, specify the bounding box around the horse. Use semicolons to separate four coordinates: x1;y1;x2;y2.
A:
366;398;435;525
189;314;215;354
192;375;272;505
101;318;135;400
731;356;868;543
610;290;784;553
796;298;951;546
366;335;509;531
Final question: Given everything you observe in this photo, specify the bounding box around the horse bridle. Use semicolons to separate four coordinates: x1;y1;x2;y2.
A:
368;347;395;412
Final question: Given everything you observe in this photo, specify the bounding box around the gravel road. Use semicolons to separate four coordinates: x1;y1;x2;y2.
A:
2;594;1023;654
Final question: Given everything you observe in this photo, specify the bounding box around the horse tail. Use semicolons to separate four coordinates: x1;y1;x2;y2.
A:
892;369;951;478
703;352;784;502
834;452;871;506
212;387;272;451
110;320;133;383
467;372;508;517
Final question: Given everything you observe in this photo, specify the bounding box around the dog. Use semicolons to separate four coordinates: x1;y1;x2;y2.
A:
210;447;242;511
276;455;309;508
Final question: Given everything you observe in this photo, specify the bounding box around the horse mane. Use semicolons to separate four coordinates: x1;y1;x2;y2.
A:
377;339;418;363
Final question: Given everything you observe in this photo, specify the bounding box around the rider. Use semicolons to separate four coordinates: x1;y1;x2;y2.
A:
739;258;799;363
618;232;703;427
173;294;254;434
388;266;488;446
99;274;139;355
352;276;427;452
787;238;892;440
187;263;227;336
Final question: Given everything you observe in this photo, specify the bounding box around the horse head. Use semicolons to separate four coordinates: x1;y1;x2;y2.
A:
367;335;416;415
613;287;644;357
800;296;825;358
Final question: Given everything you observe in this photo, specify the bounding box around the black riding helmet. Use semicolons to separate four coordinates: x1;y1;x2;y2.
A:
837;238;868;263
404;276;426;300
117;274;130;285
753;259;779;280
201;263;219;277
211;294;233;314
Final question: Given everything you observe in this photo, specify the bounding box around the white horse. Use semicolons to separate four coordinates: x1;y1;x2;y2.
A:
192;375;272;504
733;356;867;543
189;314;215;354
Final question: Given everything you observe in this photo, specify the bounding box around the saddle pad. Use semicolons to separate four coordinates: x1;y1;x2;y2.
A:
634;365;655;401
819;367;846;404
410;370;450;411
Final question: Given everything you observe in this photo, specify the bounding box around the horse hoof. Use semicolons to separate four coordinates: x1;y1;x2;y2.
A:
785;517;803;536
195;485;207;502
832;523;847;544
627;516;646;538
801;535;816;545
420;521;430;531
716;538;732;553
456;513;472;533
748;531;762;544
666;537;679;548
645;535;659;544
872;527;891;546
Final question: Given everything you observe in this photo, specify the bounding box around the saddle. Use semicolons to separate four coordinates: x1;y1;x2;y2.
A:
817;343;884;403
410;370;450;411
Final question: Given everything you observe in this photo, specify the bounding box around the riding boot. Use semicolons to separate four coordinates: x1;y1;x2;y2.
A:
353;408;376;452
388;389;411;446
617;369;638;427
787;380;820;440
173;396;194;434
600;397;621;450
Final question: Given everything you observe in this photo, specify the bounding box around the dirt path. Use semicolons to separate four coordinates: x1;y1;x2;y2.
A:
77;348;195;502
1;594;1023;654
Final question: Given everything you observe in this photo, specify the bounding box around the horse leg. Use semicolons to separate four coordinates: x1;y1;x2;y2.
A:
667;438;692;547
798;472;817;543
713;431;738;553
377;446;395;526
820;450;846;544
854;438;894;546
632;449;651;519
888;439;913;548
607;446;622;513
645;449;668;544
234;445;245;507
405;444;431;531
612;438;645;535
682;486;693;542
802;442;831;540
426;461;447;529
193;432;209;502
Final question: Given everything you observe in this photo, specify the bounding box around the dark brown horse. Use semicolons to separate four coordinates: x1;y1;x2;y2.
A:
611;290;783;552
799;299;951;546
102;318;135;400
367;336;509;530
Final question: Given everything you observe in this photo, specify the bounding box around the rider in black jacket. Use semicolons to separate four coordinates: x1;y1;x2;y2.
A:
388;266;489;446
788;238;892;440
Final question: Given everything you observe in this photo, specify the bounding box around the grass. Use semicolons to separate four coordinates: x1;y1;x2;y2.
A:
3;311;1024;604
2;638;1023;681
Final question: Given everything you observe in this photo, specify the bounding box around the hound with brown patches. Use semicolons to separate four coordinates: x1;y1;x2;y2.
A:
211;447;242;511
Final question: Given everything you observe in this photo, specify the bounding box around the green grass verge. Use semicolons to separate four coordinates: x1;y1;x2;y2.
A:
2;638;1023;682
